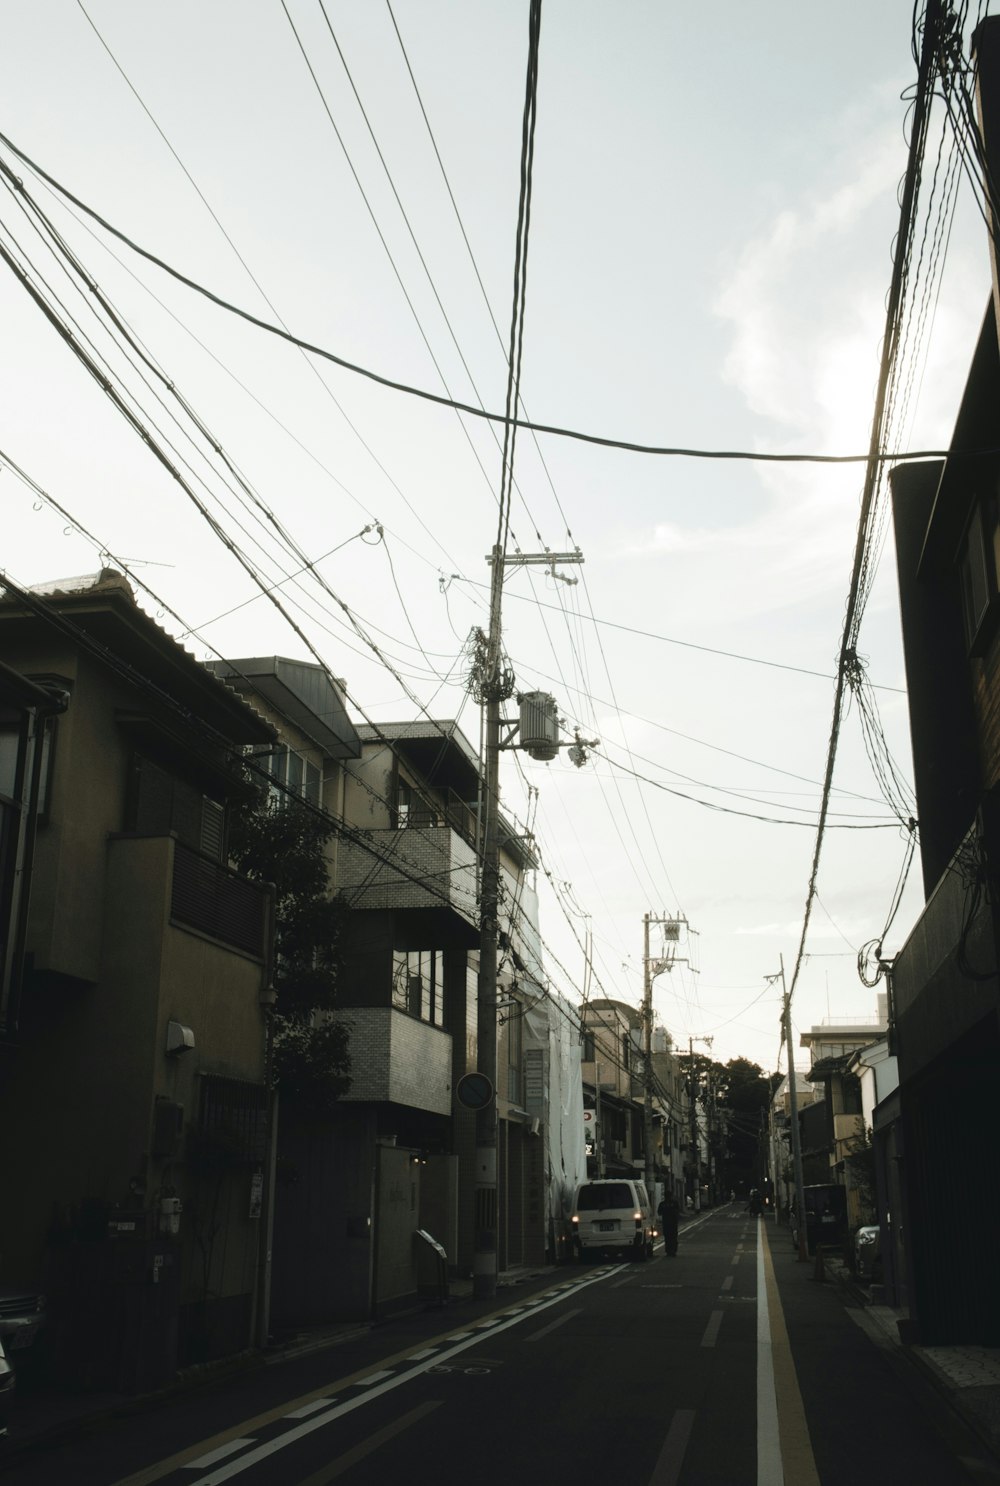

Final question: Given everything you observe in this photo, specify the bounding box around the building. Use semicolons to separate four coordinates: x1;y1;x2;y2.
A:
889;293;1000;1343
797;1011;887;1231
0;573;277;1389
580;998;644;1179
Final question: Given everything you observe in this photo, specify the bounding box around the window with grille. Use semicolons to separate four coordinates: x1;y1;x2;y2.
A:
198;1074;267;1164
391;949;445;1026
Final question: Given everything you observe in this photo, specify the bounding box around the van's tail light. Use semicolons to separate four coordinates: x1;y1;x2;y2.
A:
571;1214;579;1225
635;1215;642;1229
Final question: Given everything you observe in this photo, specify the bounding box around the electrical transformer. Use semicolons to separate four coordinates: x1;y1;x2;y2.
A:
518;691;559;761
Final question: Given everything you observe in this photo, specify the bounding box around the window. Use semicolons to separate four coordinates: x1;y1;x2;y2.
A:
0;715;55;814
582;1031;595;1063
391;949;445;1026
129;755;226;861
254;744;321;807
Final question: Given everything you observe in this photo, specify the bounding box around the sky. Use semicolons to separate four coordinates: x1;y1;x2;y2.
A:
2;1;994;1072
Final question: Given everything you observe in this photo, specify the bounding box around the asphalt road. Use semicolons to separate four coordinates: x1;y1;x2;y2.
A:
4;1206;994;1485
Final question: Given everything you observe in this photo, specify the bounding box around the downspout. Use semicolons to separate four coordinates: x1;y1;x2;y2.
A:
0;665;69;1038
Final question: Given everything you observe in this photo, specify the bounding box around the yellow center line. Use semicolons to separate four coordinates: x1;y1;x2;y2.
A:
760;1221;821;1485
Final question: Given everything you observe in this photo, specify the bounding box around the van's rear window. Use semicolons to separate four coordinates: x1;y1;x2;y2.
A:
577;1184;633;1210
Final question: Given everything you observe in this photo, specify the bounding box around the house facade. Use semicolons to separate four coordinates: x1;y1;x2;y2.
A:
889;295;1000;1344
797;1013;887;1231
0;573;277;1390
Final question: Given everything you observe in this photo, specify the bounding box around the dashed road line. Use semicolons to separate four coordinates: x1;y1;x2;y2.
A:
648;1408;696;1485
526;1307;581;1342
700;1311;724;1348
184;1441;255;1470
285;1399;338;1419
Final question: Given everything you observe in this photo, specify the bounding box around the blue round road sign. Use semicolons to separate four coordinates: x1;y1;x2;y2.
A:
456;1072;495;1110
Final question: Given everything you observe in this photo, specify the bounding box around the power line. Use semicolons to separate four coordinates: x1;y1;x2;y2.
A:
0;127;970;469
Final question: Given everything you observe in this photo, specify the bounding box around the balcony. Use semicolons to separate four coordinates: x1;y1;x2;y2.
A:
337;823;478;927
338;1006;452;1115
171;840;268;959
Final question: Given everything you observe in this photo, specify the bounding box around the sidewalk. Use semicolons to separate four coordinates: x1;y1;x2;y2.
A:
2;1263;556;1459
819;1250;1000;1467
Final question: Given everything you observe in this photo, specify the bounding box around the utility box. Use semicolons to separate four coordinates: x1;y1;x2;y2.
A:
518;692;559;761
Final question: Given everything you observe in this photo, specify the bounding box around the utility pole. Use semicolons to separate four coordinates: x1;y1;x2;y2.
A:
780;955;808;1261
642;914;655;1199
642;915;694;1203
594;1061;606;1178
473;547;583;1300
687;1032;713;1212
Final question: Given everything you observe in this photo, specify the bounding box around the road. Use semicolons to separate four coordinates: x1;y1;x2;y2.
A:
5;1205;995;1485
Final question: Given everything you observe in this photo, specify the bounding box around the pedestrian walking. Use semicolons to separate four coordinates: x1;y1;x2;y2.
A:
658;1191;680;1256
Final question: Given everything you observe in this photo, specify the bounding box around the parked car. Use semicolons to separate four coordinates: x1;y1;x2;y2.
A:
0;1336;14;1439
0;1289;45;1353
854;1224;882;1282
571;1178;656;1261
790;1184;848;1255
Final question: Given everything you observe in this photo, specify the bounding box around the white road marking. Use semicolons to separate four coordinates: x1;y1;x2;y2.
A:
406;1347;438;1361
648;1408;696;1485
295;1400;441;1485
284;1399;337;1419
700;1311;724;1348
721;1276;734;1292
525;1307;581;1341
184;1441;255;1469
756;1220;783;1484
171;1267;624;1486
351;1370;394;1388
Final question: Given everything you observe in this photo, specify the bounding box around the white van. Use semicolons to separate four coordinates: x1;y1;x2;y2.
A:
570;1177;656;1261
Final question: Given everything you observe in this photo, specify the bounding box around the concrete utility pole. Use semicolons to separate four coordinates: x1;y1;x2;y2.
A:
687;1033;713;1211
642;916;695;1202
780;955;808;1261
642;914;655;1198
473;547;583;1300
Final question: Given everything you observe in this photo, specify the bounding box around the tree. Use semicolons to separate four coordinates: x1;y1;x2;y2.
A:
229;781;351;1120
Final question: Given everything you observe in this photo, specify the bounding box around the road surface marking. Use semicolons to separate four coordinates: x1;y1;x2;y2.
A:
721;1276;734;1292
284;1399;338;1419
648;1407;695;1485
700;1310;724;1348
526;1306;581;1341
732;1254;741;1265
351;1369;394;1388
406;1347;438;1361
110;1265;624;1486
756;1221;783;1485
294;1400;442;1486
184;1441;255;1469
759;1219;821;1485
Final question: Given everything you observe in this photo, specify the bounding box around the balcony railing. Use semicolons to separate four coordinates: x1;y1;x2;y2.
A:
171;841;267;959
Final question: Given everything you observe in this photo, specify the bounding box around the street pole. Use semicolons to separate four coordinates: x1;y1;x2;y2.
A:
595;1062;605;1178
473;546;504;1300
642;913;655;1200
688;1036;700;1213
781;954;808;1261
